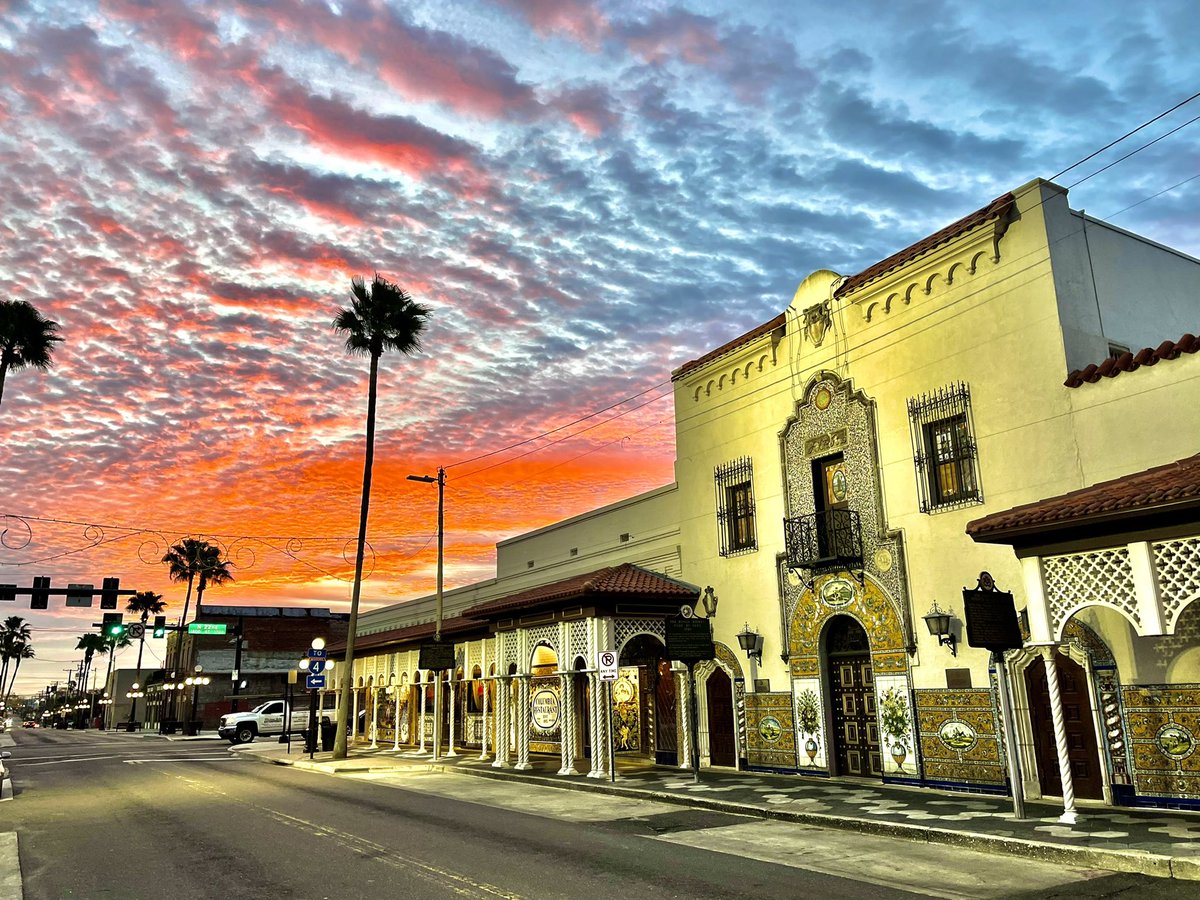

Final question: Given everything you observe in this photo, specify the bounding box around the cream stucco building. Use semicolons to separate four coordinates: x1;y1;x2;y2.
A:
330;178;1200;812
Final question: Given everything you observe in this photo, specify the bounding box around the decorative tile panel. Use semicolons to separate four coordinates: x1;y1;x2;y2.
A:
1123;685;1200;799
875;674;917;777
792;676;827;772
746;692;797;769
914;689;1004;785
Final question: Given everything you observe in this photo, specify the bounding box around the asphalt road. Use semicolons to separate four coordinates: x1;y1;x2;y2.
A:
0;729;1183;899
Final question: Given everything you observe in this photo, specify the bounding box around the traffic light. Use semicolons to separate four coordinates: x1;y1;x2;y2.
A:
101;612;125;639
100;577;120;610
31;576;51;609
153;615;167;638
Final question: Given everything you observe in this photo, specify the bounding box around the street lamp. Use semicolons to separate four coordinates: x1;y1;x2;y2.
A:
183;666;211;732
406;467;445;640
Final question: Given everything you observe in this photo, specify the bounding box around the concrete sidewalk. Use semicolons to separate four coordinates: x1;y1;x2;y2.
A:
238;741;1200;881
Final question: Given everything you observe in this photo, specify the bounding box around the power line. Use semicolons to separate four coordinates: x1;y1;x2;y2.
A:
1105;172;1200;219
1068;113;1200;190
1050;90;1200;180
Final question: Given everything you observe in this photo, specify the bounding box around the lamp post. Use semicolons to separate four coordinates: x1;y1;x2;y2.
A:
184;666;210;734
406;467;445;640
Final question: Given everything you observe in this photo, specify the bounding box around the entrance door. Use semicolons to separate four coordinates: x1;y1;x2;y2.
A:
705;668;736;767
1025;654;1103;800
826;616;881;777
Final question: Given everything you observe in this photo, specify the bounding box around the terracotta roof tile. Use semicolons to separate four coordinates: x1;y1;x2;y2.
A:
1064;331;1199;388
967;453;1200;540
672;314;785;381
463;563;697;619
834;193;1015;298
326;614;483;656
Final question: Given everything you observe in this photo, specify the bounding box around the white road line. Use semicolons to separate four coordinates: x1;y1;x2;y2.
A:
124;758;246;764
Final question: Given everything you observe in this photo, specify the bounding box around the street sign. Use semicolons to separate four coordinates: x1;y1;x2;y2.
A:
597;650;618;682
187;622;228;635
127;622;145;639
306;674;326;690
665;617;714;662
307;647;327;659
308;659;326;674
66;583;94;608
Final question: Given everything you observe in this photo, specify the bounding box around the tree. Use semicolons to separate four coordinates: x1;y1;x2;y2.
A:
0;616;33;702
124;591;166;726
0;299;63;406
331;273;431;759
161;540;231;725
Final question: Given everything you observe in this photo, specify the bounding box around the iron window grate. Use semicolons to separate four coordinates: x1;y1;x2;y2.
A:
715;456;757;556
907;382;982;513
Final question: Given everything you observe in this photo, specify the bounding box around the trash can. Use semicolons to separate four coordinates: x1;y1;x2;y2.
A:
161;720;178;735
320;721;336;751
183;720;201;736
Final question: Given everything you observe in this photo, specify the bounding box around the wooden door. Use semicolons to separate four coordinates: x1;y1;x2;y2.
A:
826;616;880;777
705;668;736;767
1025;654;1103;800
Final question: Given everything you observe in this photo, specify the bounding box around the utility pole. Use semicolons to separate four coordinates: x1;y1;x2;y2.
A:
230;618;244;713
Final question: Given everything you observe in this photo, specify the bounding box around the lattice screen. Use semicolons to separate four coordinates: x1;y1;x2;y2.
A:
615;617;665;654
1043;547;1139;634
1154;537;1200;630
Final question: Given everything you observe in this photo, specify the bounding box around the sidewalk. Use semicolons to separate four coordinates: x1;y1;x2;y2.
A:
238;741;1200;881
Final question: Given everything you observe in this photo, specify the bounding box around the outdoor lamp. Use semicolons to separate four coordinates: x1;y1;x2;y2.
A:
737;623;764;663
701;586;719;618
923;601;957;656
311;637;326;651
299;659;310;671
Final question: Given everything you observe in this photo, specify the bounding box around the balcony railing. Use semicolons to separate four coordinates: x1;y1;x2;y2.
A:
783;509;864;573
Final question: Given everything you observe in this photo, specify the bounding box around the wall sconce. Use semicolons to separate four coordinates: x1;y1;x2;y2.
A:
737;623;764;663
701;586;718;618
922;601;957;656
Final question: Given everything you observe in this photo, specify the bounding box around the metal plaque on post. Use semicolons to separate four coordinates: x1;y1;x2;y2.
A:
666;617;714;662
419;641;456;671
962;571;1023;652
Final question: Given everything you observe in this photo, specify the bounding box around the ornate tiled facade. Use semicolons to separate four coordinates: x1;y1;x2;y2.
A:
914;689;1004;786
1123;685;1200;800
746;692;797;769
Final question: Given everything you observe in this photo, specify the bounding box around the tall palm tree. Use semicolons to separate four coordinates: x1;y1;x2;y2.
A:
125;591;166;726
331;273;431;759
161;539;231;724
2;642;34;706
75;633;109;694
0;616;32;698
0;299;63;406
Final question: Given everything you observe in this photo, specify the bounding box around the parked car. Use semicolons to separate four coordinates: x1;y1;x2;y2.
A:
218;700;326;745
22;720;39;728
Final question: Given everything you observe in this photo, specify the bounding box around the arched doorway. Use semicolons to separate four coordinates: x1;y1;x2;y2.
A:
619;634;669;760
1024;653;1103;800
825;615;880;777
705;667;736;767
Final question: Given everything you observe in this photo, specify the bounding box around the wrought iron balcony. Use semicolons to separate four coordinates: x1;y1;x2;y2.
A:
783;509;864;573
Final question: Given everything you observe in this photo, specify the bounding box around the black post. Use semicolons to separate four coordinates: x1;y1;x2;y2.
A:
230;618;244;714
307;686;318;758
688;661;701;784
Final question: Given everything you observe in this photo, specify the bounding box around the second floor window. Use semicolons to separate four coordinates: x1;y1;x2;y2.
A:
715;457;757;556
908;383;982;513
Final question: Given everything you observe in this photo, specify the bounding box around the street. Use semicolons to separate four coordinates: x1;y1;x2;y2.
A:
0;729;1182;899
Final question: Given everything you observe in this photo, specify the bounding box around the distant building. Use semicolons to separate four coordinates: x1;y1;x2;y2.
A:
145;604;349;730
334;179;1200;812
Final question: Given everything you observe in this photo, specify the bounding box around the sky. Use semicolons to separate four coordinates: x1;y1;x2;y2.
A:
2;0;1198;695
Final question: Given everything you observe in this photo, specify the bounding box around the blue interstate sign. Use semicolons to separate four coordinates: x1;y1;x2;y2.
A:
307;648;327;659
308;659;326;674
306;674;326;690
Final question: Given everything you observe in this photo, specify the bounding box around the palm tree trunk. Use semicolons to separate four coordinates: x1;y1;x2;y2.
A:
0;355;9;405
5;657;23;703
129;611;148;726
333;350;379;759
166;574;196;725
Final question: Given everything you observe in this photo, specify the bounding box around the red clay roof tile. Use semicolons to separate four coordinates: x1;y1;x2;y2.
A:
672;314;786;380
463;563;697;619
967;453;1200;540
1064;331;1199;387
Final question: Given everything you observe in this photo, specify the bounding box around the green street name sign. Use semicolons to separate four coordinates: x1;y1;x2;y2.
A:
187;622;228;635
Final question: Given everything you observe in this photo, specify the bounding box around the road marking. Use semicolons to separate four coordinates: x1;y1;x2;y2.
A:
125;758;246;764
174;774;523;899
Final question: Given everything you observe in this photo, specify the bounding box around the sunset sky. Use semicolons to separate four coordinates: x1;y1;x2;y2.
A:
2;0;1198;693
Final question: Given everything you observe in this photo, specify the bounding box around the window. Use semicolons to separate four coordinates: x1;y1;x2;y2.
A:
715;457;757;555
908;383;982;513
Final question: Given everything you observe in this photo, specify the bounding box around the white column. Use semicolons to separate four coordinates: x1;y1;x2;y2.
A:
1022;557;1053;643
369;687;379;748
432;677;442;762
492;677;511;768
392;689;400;751
515;676;532;770
587;673;610;779
1041;647;1080;824
351;686;360;741
677;670;692;769
558;674;576;775
586;673;600;777
1128;541;1165;635
418;677;428;754
447;672;458;757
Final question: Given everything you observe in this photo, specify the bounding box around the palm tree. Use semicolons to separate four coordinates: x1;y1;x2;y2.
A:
161;539;231;725
1;619;32;705
2;642;34;706
125;591;166;726
75;633;109;698
0;299;63;406
331;273;431;759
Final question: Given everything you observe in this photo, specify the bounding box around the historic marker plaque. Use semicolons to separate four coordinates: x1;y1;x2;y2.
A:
419;641;456;671
666;617;714;662
962;571;1023;653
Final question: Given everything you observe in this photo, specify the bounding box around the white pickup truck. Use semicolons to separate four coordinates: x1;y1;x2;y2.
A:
218;700;324;745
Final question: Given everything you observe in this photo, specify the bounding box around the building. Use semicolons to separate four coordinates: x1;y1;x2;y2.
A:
332;178;1200;811
146;604;349;730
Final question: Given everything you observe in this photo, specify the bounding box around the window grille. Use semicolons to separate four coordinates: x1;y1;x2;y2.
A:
907;383;982;513
715;457;757;556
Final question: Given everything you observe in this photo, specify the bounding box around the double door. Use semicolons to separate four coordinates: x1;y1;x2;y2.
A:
830;656;881;777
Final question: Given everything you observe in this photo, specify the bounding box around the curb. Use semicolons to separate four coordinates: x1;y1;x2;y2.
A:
248;753;1197;880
